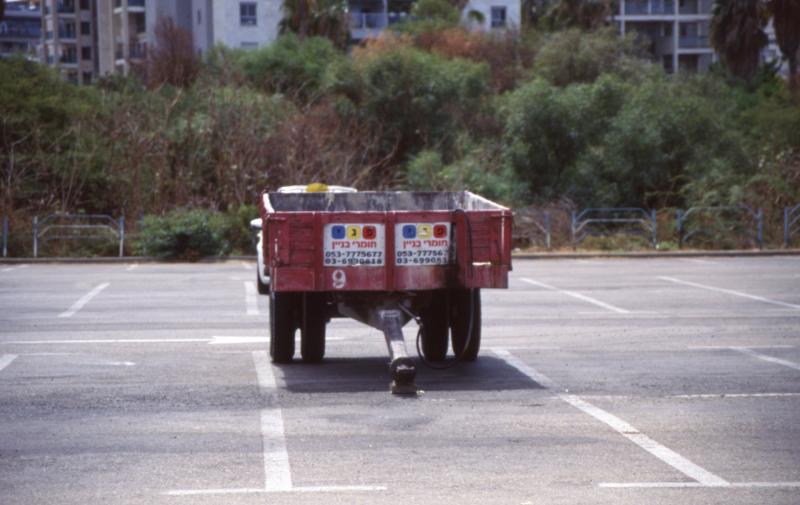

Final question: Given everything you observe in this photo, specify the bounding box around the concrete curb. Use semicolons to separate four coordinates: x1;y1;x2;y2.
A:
512;249;800;259
2;251;799;264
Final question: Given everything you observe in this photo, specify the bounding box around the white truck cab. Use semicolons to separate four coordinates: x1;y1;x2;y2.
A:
250;184;357;294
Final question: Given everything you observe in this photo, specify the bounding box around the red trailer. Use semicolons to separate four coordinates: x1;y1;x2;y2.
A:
259;191;512;393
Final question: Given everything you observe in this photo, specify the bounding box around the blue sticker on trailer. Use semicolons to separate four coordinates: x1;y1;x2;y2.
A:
331;225;346;239
402;224;417;239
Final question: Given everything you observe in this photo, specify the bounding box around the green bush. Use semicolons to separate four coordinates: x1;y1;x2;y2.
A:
327;46;490;160
533;28;650;86
243;34;343;100
135;209;230;260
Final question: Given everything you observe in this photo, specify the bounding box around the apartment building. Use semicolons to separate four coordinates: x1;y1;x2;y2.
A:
615;0;784;74
94;0;280;77
40;0;98;84
0;1;41;59
615;0;715;73
349;0;520;41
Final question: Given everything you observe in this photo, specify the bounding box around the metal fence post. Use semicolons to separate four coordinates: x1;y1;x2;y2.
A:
676;209;683;249
571;211;577;250
785;207;790;248
544;211;552;250
756;208;763;250
650;209;657;248
119;216;125;258
32;216;38;258
2;216;8;258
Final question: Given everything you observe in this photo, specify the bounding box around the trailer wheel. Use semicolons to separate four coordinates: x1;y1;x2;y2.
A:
301;293;326;363
450;288;481;361
270;291;296;363
420;291;449;362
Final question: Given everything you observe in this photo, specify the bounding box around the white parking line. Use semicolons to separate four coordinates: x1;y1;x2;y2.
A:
125;264;138;271
582;392;800;400
58;283;110;318
164;351;386;496
241;261;254;270
252;351;277;390
732;347;800;372
680;258;720;265
600;482;800;489
1;265;28;272
3;338;210;344
260;408;293;491
245;281;259;316
0;354;18;372
2;337;345;346
492;348;729;487
519;278;630;314
659;276;800;310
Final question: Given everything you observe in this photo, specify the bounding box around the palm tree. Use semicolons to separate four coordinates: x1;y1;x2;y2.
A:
769;0;800;96
710;0;769;83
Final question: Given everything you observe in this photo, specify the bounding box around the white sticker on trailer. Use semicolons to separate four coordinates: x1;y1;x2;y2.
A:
395;222;452;266
323;223;385;266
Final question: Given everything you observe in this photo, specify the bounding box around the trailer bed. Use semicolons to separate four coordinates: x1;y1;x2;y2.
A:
260;191;512;292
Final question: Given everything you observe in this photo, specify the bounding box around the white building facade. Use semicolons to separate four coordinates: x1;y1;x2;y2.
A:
615;0;784;74
208;0;282;50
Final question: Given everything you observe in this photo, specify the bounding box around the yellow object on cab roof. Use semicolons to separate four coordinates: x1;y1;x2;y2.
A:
305;183;329;192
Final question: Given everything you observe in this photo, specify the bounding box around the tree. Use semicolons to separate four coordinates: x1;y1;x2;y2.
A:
279;0;349;49
710;0;769;83
545;0;613;30
147;18;200;88
769;0;800;96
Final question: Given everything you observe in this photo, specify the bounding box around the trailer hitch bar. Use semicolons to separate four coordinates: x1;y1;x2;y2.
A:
378;310;418;395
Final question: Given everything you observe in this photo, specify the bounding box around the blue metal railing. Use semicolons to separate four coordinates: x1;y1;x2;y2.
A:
571;208;657;249
676;206;763;249
515;209;551;249
33;213;125;258
784;204;800;247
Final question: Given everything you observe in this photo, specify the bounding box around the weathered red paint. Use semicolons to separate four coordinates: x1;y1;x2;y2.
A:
260;195;512;292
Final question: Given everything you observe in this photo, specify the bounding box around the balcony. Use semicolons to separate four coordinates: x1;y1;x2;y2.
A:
350;12;388;39
129;42;147;59
679;35;709;48
57;1;76;14
350;12;387;30
58;26;77;39
128;0;145;12
624;0;675;15
115;0;145;13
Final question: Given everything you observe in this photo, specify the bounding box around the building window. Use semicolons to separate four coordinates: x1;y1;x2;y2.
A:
82;71;93;84
240;2;257;26
80;22;91;36
80;0;90;10
241;41;258;50
81;46;91;60
197;9;202;24
490;6;506;28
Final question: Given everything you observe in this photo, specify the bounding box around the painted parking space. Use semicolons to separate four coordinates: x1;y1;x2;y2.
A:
0;257;799;504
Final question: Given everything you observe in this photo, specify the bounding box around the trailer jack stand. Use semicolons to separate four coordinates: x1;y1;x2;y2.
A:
378;310;418;395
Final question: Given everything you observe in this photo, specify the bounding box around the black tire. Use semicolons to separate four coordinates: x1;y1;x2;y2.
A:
256;270;269;295
420;290;449;362
270;291;296;363
301;292;326;363
450;288;481;361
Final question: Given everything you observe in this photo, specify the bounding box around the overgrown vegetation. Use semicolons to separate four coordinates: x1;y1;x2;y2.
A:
1;0;799;255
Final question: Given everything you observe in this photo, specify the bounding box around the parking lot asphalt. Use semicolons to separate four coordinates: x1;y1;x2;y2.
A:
1;257;799;504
